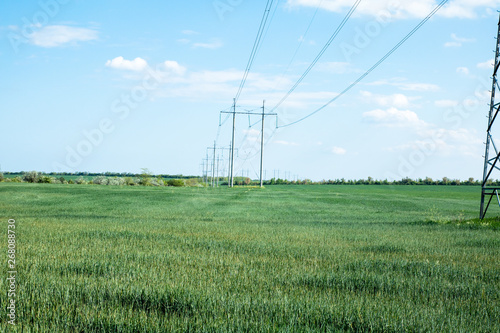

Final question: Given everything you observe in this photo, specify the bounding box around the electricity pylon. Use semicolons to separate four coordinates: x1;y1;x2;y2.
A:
480;13;500;219
221;100;276;187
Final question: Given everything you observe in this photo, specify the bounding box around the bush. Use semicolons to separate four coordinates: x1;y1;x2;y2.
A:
0;173;4;182
138;168;152;186
138;177;152;186
68;179;75;184
92;176;108;185
149;178;163;187
108;177;125;186
124;177;136;186
23;171;40;183
39;176;53;184
11;176;22;183
167;179;185;187
75;176;87;185
185;178;200;187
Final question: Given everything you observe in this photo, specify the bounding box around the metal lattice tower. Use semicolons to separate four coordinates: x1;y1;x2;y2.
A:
480;13;500;219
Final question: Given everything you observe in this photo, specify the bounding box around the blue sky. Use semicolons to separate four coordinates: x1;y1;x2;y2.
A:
1;0;499;181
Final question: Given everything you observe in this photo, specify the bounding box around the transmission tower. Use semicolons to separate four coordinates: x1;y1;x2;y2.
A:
221;100;276;187
480;13;500;219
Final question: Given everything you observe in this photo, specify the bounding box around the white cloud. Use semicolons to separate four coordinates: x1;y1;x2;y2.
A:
363;105;482;156
435;99;459;108
363;107;427;128
450;33;475;43
331;146;347;155
456;67;470;75
178;36;223;50
444;42;462;48
444;33;475;47
29;25;98;47
106;56;148;71
367;78;439;92
413;127;482;156
162;60;186;75
477;59;494;70
274;140;299;146
286;0;500;19
360;91;411;108
192;39;223;49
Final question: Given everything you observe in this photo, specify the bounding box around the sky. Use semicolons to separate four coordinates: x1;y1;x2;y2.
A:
1;0;500;181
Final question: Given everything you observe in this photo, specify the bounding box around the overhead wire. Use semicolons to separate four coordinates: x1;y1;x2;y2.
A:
234;0;275;105
215;0;275;171
270;0;362;113
272;0;325;91
278;0;449;128
249;0;325;129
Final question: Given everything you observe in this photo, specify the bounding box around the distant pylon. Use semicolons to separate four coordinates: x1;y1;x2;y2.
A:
480;13;500;219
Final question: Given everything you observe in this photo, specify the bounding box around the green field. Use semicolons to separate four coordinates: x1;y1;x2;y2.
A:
0;183;499;332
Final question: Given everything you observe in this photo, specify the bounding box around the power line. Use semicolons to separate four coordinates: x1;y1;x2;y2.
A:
270;0;362;113
234;0;275;105
278;0;449;128
272;0;325;92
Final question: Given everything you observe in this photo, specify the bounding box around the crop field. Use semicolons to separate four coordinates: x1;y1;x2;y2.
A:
0;183;499;332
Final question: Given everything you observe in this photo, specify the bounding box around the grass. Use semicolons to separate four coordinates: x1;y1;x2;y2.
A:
0;183;498;332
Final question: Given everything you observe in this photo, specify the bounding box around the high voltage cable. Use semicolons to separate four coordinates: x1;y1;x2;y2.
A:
278;0;449;128
272;0;324;91
270;0;362;113
248;0;325;129
234;0;275;105
219;0;274;154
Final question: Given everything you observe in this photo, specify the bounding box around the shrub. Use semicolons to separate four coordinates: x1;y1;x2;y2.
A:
11;176;22;183
92;176;109;185
167;179;185;187
138;177;152;186
108;177;125;186
4;178;12;183
23;171;40;183
39;176;53;184
149;178;163;187
185;178;200;187
68;179;75;184
124;177;136;186
75;176;87;185
0;173;4;182
138;168;152;186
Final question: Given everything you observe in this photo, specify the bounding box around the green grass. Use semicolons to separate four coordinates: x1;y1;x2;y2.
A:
0;184;498;332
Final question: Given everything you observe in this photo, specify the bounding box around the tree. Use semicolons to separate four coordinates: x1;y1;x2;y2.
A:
139;168;152;186
23;171;40;183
